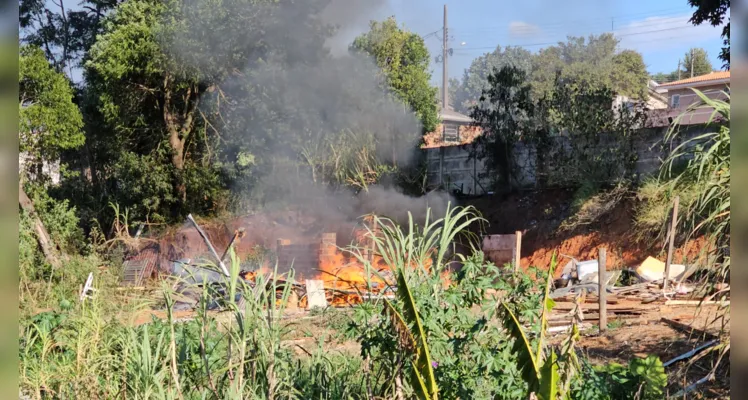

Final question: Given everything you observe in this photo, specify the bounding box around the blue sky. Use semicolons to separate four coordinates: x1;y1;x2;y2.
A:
355;0;726;85
26;0;726;86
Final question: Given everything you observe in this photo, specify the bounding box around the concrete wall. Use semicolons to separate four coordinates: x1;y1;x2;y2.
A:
424;126;708;194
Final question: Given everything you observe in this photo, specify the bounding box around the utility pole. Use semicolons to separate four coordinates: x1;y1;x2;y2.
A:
442;4;448;112
690;49;694;78
677;59;681;80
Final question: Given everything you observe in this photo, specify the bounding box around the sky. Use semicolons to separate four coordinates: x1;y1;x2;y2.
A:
348;0;726;85
21;0;727;86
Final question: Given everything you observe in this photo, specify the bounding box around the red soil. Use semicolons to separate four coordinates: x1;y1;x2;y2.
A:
464;188;712;277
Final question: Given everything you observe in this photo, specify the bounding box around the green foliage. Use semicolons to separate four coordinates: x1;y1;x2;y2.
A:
688;0;729;68
471;64;646;191
498;253;565;400
383;270;438;399
351;17;439;133
19;45;85;182
530;34;649;102
572;356;667;400
449;45;533;114
682;47;714;77
637;90;730;264
470;65;535;187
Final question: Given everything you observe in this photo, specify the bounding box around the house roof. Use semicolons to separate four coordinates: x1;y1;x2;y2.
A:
658;71;730;88
440;108;473;123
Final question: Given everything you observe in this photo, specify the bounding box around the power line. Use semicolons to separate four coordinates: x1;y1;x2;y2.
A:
449;7;693;36
452;13;695;41
451;24;706;53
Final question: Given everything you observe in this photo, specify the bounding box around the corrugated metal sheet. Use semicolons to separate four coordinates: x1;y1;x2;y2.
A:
122;246;159;286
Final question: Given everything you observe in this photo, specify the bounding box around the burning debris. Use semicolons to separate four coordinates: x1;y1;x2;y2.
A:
120;208;423;312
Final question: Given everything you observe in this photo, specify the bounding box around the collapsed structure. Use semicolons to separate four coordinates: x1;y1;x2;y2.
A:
121;213;400;310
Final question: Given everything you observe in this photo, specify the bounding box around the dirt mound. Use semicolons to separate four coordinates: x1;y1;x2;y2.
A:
464;189;711;276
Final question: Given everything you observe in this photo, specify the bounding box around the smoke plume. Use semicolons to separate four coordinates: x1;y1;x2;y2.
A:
162;0;453;233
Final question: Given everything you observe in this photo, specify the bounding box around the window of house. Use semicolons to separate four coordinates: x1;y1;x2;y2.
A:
671;94;680;108
443;123;459;142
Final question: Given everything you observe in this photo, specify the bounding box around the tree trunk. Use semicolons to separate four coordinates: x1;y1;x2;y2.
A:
163;78;201;204
19;181;61;269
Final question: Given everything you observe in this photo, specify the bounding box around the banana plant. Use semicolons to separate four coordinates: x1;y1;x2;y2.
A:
499;252;567;400
383;268;438;400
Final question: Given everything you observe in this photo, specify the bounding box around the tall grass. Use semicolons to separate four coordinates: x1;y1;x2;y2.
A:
20;204;671;399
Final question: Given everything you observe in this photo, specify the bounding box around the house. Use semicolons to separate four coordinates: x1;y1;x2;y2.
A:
649;71;730;126
422;108;482;149
614;80;669;112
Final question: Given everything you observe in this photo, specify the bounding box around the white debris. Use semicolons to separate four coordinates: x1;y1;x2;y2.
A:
305;279;327;310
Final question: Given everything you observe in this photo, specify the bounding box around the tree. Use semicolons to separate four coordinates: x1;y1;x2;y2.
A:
682;47;714;77
611;50;649;100
688;0;729;68
20;0;121;74
469;66;536;187
19;45;85;182
450;45;533;113
531;34;649;102
351;17;439;133
471;64;648;191
651;71;680;84
83;0;335;219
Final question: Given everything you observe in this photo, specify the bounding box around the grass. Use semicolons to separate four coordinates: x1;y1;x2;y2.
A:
19;204;675;400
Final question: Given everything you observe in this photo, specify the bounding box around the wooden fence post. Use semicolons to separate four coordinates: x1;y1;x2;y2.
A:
598;247;607;333
664;196;679;292
514;231;522;273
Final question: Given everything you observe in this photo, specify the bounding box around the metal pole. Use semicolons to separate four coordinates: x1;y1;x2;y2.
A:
664;196;679;291
186;214;230;277
442;4;448;111
598;247;607;333
690;49;694;78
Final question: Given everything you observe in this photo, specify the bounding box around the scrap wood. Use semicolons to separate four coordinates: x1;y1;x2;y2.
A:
548;314;639;327
660;317;718;341
552;294;620;304
552;301;652;312
665;299;729;306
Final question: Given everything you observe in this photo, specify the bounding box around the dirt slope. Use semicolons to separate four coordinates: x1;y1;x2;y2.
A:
463;189;709;276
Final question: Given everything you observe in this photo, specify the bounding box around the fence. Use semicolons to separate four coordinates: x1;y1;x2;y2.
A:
424;125;708;194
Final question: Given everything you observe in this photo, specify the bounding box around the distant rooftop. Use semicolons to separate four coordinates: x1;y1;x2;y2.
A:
440;108;473;123
659;71;730;88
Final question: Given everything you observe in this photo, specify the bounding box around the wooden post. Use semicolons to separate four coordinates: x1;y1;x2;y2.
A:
514;231;522;273
663;196;679;292
598;247;607;333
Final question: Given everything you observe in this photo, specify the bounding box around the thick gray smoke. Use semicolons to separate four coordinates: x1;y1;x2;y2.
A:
162;0;454;230
320;0;392;56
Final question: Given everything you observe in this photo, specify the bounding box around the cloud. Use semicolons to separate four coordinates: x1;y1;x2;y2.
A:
508;21;543;39
616;14;723;53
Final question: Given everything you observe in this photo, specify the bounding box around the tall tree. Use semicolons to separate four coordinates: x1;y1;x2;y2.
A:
469;66;535;187
19;45;84;182
611;50;649;100
449;45;533;114
682;47;714;77
84;0;334;219
350;17;439;133
20;0;121;75
688;0;729;68
531;34;649;102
